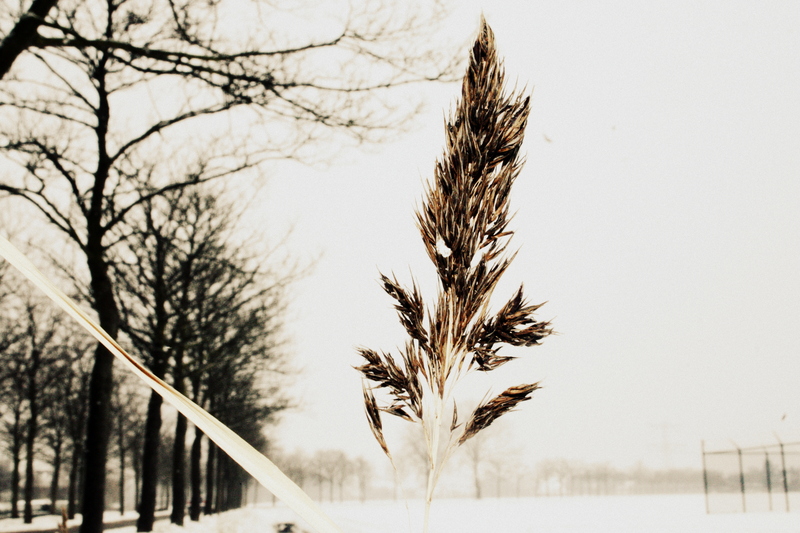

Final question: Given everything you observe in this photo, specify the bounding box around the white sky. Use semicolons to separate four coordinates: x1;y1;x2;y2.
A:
240;0;800;472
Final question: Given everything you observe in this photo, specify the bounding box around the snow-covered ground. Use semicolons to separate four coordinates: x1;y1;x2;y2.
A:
143;495;800;533
0;506;176;533
0;509;144;532
3;495;799;533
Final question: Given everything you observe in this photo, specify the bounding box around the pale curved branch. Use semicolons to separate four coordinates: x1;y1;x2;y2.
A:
101;161;259;234
0;184;84;247
0;101;95;128
30;51;97;111
34;21;348;62
109;102;236;163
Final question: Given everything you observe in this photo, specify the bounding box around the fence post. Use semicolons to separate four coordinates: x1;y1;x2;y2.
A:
779;440;789;512
765;450;773;511
701;441;710;514
736;445;746;512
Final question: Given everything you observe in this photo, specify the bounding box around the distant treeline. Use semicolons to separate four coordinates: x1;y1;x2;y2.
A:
234;448;705;503
531;460;702;497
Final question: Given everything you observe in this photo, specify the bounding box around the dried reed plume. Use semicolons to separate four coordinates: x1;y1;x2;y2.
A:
356;18;553;532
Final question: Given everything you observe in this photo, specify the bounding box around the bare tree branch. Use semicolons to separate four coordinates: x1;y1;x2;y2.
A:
109;103;237;163
0;183;83;247
34;22;350;61
0;0;60;79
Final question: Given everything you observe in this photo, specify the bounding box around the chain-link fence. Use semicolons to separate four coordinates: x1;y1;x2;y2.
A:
702;441;800;513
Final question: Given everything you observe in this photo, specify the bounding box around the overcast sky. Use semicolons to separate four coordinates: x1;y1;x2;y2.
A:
239;0;800;473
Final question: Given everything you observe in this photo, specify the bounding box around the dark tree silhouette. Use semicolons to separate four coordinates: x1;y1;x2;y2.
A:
20;301;61;524
113;192;190;532
40;328;93;516
109;370;146;516
0;2;457;531
0;270;26;518
113;187;290;529
0;0;59;78
0;342;27;520
0;280;65;523
60;337;93;520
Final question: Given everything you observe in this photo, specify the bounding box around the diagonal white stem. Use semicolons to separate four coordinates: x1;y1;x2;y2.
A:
0;235;344;533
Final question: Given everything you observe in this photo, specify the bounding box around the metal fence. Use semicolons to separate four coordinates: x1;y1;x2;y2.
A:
702;440;800;513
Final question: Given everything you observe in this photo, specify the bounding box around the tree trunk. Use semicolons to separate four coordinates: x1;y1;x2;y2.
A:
170;339;187;526
204;442;215;515
136;390;163;532
10;408;22;519
170;413;187;525
79;44;120;533
79;342;115;533
132;445;141;512
215;451;224;512
80;265;118;532
67;443;82;519
23;438;35;524
189;426;203;521
49;437;63;513
118;414;126;515
23;348;41;524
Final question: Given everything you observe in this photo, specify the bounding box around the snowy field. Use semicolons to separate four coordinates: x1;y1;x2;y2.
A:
141;495;798;533
2;495;799;533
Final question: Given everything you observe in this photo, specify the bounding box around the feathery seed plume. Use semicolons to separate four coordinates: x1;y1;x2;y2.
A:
356;18;553;532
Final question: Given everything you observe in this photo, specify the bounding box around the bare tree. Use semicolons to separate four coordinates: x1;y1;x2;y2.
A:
536;458;573;497
0;341;27;519
39;330;93;516
353;457;372;503
311;450;351;502
182;203;291;519
41;387;67;513
0;462;9;502
400;426;433;493
112;190;195;532
112;187;291;528
60;335;93;519
0;1;458;531
127;421;145;515
20;300;61;524
0;271;26;518
0;282;65;523
209;339;286;511
275;449;310;496
109;369;146;516
461;430;488;499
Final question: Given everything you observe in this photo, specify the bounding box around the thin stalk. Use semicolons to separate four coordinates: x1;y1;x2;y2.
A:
423;393;443;533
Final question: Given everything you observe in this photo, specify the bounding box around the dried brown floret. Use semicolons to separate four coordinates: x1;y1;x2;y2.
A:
381;402;414;422
362;385;391;459
458;383;542;445
354;347;389;384
450;402;460;432
380;273;429;350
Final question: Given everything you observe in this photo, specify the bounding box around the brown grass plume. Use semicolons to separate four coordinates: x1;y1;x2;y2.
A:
356;18;553;532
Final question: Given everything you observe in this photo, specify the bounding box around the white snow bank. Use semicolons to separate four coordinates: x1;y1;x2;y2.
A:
5;495;799;533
